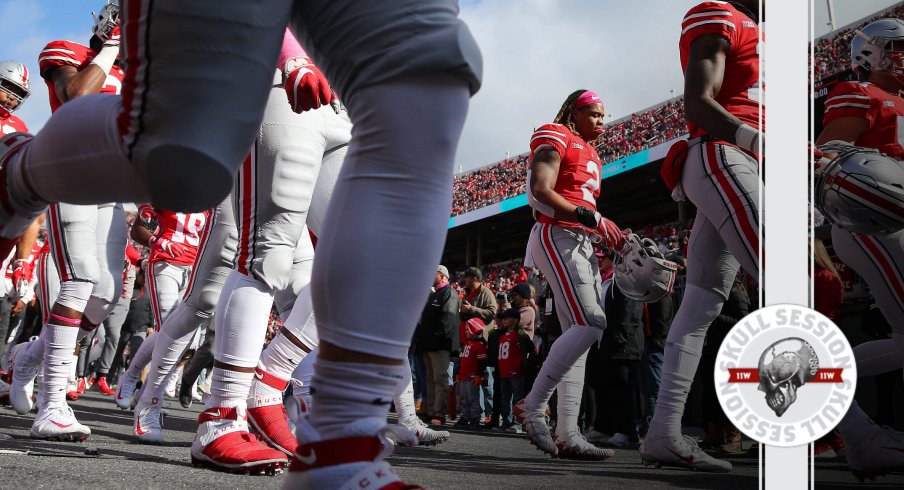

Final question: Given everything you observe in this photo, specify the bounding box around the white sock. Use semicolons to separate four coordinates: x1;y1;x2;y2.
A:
24;336;45;362
555;351;587;439
291;347;317;409
206;270;273;409
525;326;602;410
258;331;310;382
40;324;79;407
647;284;724;440
125;331;157;377
393;364;420;428
309;357;410;439
141;328;193;403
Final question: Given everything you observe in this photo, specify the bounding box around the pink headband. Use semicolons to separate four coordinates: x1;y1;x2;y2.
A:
575;90;602;109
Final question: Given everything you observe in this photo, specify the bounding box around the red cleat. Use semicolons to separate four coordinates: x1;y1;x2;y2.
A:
65;378;80;401
191;405;287;475
95;377;115;396
76;377;86;394
248;404;298;456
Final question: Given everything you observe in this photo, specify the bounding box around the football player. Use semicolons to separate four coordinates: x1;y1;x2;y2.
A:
7;0;128;442
815;18;904;481
0;0;480;485
114;205;208;409
0;60;30;135
642;0;763;473
512;89;622;461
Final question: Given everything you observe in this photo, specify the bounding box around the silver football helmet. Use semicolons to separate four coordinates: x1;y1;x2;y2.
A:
851;18;904;81
816;142;904;235
0;60;30;116
91;0;120;42
613;234;678;303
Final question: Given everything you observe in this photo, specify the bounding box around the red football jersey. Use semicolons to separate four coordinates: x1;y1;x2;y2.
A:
149;208;208;266
497;330;524;379
0;114;27;135
823;82;904;160
459;339;487;378
680;2;763;139
528;123;602;230
39;40;124;113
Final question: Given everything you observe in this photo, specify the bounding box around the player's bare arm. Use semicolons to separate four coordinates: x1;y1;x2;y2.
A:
816;117;869;146
685;34;748;145
529;148;584;223
47;64;110;104
129;218;153;247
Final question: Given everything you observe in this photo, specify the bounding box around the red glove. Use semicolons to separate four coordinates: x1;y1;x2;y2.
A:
137;203;157;223
12;259;32;298
150;236;186;259
284;57;336;113
574;206;625;251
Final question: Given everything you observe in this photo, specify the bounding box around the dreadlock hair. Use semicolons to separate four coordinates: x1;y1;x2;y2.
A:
553;89;589;137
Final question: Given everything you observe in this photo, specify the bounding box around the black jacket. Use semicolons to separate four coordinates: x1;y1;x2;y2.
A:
416;284;459;353
123;288;153;334
600;282;645;361
645;292;674;353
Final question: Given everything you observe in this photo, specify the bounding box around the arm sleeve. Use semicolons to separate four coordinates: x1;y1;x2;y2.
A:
680;2;739;50
823;82;874;127
530;124;569;158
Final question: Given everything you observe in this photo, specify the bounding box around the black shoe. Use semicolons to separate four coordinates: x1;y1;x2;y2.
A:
178;379;193;408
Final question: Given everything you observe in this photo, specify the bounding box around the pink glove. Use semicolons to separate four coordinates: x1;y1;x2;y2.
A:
284;57;336;113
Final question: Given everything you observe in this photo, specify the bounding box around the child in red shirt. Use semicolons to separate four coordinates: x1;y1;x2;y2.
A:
455;318;487;428
495;308;535;433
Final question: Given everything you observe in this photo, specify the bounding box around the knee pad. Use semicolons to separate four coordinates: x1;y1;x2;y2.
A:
55;281;95;312
248;213;306;292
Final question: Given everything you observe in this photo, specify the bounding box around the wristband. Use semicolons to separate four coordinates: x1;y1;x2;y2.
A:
735;123;762;154
50;313;81;325
574;206;598;229
89;45;119;75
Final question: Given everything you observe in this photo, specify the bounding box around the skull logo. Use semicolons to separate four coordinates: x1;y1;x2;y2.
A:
757;338;819;417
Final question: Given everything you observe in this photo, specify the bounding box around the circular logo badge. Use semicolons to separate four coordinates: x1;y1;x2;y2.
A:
714;304;857;447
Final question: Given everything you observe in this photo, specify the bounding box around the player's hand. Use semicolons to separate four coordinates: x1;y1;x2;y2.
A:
150;236;186;259
102;24;121;48
283;57;336;113
575;206;625;251
137;203;157;223
12;259;32;297
11;300;25;316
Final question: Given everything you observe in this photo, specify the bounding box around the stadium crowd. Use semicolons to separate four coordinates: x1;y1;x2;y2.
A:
450;98;688;217
812;2;904;79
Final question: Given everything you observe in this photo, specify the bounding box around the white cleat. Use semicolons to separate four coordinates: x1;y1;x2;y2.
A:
554;432;614;461
30;403;91;442
846;423;904;482
514;399;557;456
641;434;732;473
9;340;39;414
115;371;140;410
398;418;450;447
133;397;164;444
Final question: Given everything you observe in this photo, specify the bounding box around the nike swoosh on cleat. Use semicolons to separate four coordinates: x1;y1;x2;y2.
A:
50;420;72;428
254;371;264;380
136;421;147;436
297;448;316;465
667;448;694;465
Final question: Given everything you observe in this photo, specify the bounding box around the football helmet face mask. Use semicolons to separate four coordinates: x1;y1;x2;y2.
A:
91;0;120;42
613;234;678;303
815;142;904;236
0;60;30;117
851;18;904;84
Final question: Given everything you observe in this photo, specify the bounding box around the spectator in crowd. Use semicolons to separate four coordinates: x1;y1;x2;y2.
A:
510;282;539;392
596;269;645;448
458;266;498;426
109;264;154;380
493;308;534;433
639;287;674;437
416;265;459;425
699;277;750;454
455;317;488;429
